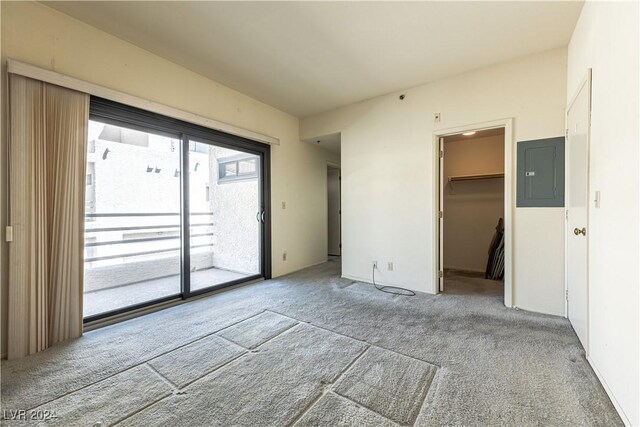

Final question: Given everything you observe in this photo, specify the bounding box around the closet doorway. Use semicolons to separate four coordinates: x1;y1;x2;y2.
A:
434;120;513;306
327;165;341;257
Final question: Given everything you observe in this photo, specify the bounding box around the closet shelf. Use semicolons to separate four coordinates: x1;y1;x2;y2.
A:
448;172;504;182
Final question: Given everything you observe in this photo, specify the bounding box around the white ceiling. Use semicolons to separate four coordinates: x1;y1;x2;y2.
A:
44;1;583;118
303;132;341;155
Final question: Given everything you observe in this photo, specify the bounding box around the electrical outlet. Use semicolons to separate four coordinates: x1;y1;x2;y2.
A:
388;262;393;271
434;112;441;123
372;260;378;269
283;251;287;261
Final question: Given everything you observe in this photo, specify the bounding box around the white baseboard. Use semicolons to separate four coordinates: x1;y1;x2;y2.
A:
341;274;431;295
273;259;329;279
587;355;633;426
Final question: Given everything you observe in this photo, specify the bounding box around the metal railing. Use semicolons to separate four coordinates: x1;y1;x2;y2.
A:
84;212;214;263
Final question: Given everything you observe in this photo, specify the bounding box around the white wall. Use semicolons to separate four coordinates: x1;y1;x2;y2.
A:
301;48;567;316
0;2;339;356
443;134;504;273
567;2;639;425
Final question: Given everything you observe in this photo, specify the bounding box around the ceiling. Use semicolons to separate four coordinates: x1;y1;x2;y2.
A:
44;1;583;118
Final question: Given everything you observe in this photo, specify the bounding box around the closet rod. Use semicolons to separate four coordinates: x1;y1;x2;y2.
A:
448;172;504;182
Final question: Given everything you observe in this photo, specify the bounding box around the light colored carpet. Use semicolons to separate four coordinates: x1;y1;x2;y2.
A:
3;365;173;426
217;310;298;349
295;392;397;427
120;322;368;427
0;262;622;426
147;334;244;388
333;346;437;425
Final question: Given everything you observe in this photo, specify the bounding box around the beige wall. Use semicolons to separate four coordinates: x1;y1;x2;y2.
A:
0;2;339;357
301;48;567;316
443;134;504;273
567;1;639;425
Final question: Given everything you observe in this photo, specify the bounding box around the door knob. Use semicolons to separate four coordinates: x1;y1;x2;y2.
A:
573;227;586;236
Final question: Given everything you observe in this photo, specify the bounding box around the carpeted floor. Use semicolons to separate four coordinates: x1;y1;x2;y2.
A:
1;260;622;426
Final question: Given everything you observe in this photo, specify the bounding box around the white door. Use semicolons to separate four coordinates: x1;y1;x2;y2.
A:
566;71;591;350
327;167;341;256
438;137;444;292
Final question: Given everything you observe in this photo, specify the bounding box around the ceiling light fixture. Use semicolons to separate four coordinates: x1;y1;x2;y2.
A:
462;131;476;136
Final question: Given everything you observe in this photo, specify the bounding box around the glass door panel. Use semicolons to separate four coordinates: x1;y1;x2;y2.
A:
188;140;262;292
83;120;182;319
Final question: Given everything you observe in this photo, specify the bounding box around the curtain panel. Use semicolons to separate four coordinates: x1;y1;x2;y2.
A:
8;74;88;359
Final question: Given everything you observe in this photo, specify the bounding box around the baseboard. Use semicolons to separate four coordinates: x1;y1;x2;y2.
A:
511;303;565;318
587;356;633;426
273;259;329;279
301;259;330;270
341;274;430;295
444;265;485;274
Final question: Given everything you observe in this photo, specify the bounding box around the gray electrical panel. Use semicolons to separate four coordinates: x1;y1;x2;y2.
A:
517;137;565;207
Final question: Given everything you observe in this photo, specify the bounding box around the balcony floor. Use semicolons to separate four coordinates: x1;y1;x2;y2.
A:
84;267;252;318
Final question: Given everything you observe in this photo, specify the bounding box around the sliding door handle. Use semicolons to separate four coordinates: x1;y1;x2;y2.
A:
261;211;265;223
256;212;261;222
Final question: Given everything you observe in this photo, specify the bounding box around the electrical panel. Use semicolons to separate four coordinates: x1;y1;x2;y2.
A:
517;137;565;207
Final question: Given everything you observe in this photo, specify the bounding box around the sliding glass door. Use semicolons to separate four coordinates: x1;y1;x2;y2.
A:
84;121;182;318
84;98;270;321
187;140;262;294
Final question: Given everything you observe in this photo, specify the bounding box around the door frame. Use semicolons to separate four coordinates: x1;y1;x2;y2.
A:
327;162;341;257
564;69;592;348
432;118;513;307
182;133;271;299
84;96;272;323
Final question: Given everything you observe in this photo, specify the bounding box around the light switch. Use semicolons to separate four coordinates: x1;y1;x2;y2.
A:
594;190;600;208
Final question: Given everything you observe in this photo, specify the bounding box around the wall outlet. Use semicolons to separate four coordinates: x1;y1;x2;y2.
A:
387;262;393;271
283;251;287;261
372;260;378;269
434;112;441;123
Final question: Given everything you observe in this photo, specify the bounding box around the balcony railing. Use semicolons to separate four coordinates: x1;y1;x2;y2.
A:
84;212;214;263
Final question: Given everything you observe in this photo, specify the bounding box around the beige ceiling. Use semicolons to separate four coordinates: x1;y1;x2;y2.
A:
43;1;583;118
